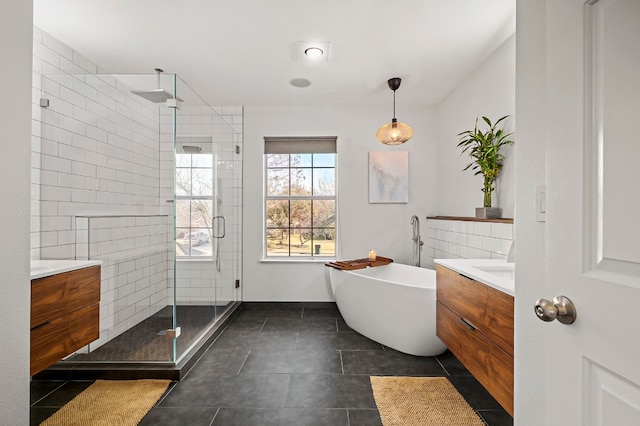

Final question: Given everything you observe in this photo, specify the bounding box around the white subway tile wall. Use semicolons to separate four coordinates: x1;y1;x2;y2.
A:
424;218;513;268
32;28;243;350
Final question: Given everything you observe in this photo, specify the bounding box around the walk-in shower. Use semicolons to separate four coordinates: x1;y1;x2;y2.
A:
34;68;242;376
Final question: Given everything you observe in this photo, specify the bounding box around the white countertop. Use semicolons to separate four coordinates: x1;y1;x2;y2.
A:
31;260;102;280
434;258;515;296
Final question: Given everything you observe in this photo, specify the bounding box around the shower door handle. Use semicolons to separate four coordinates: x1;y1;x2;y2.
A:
213;216;226;238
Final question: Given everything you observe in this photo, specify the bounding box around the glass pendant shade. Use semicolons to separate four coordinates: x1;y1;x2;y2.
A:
376;77;413;145
376;119;414;145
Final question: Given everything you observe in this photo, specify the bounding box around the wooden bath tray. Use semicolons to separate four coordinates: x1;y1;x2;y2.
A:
325;256;393;270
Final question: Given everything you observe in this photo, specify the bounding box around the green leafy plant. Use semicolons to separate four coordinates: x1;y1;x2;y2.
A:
457;115;514;208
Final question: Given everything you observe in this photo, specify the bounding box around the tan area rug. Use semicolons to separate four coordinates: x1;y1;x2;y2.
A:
40;379;171;426
370;376;484;426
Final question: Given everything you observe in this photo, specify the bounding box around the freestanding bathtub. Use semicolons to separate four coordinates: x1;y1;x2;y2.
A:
329;262;447;356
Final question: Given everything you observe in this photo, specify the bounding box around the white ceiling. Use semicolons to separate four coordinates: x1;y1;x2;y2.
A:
33;0;515;108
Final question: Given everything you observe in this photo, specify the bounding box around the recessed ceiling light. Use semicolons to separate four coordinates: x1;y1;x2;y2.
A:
304;47;324;58
291;41;331;62
290;78;312;88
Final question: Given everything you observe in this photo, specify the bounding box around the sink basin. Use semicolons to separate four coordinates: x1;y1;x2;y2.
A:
474;265;515;281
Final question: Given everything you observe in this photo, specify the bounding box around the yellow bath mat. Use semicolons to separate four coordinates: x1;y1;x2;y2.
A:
40;379;171;426
370;376;484;426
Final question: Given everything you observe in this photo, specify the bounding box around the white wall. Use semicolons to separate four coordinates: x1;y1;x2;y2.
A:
436;34;516;218
241;35;516;302
243;105;438;301
514;0;546;420
0;1;32;423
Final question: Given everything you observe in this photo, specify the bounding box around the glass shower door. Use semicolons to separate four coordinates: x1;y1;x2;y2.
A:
172;75;242;362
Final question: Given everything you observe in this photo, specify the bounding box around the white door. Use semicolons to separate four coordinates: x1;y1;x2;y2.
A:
533;0;640;424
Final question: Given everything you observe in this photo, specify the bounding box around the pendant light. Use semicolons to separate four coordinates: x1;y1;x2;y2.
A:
376;77;413;145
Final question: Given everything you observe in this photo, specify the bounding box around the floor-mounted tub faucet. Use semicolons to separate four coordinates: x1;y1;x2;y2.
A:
411;215;424;267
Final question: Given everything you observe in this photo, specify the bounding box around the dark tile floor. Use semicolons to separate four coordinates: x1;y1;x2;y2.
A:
31;302;513;426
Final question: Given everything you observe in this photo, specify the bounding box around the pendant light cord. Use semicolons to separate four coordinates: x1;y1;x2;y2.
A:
393;89;397;120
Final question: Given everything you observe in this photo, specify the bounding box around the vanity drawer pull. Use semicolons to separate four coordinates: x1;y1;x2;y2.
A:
459;317;478;331
31;321;51;331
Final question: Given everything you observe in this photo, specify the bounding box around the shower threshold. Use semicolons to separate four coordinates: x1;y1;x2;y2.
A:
32;302;241;381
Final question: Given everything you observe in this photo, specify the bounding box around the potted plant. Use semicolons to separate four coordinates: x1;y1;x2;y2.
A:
457;115;514;219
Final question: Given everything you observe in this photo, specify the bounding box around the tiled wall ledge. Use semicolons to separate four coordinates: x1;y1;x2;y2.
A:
424;216;514;268
427;216;514;224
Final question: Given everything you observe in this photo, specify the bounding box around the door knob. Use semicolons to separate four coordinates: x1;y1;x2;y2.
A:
534;296;577;324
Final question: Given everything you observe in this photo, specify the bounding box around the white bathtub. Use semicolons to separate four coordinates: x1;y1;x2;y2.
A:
329;263;447;356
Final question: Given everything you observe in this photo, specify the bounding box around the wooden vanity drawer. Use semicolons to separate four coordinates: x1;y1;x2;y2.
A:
30;303;99;376
31;265;100;329
436;301;514;415
435;264;514;355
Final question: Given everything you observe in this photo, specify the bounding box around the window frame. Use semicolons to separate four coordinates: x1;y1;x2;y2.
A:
263;137;337;260
175;148;215;259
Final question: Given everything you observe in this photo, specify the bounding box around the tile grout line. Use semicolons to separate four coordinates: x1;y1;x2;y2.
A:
30;381;69;406
236;350;252;374
435;357;451;376
281;374;292;409
258;318;267;332
208;407;221;426
475;410;490;425
339;350;345;375
154;381;177;406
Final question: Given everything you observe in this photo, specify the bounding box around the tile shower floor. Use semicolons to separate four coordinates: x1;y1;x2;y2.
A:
68;305;226;362
30;302;513;426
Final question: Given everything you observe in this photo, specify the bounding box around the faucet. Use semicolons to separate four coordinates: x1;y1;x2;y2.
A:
410;215;424;267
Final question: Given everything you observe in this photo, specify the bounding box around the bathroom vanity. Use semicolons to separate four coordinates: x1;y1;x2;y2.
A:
434;259;514;416
30;260;101;375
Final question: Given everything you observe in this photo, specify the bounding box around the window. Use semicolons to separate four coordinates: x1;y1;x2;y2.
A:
175;139;214;257
264;137;337;258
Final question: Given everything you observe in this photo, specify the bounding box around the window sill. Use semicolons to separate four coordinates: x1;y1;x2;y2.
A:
260;257;336;264
177;257;214;262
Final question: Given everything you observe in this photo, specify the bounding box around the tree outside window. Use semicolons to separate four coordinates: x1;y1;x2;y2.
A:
176;153;214;257
265;153;336;257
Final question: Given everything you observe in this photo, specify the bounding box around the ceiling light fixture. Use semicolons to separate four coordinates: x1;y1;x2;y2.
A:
376;77;413;145
304;47;324;58
292;41;331;62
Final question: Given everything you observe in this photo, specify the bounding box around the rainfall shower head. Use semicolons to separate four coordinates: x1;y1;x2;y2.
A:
131;68;183;103
182;145;202;154
132;88;177;103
